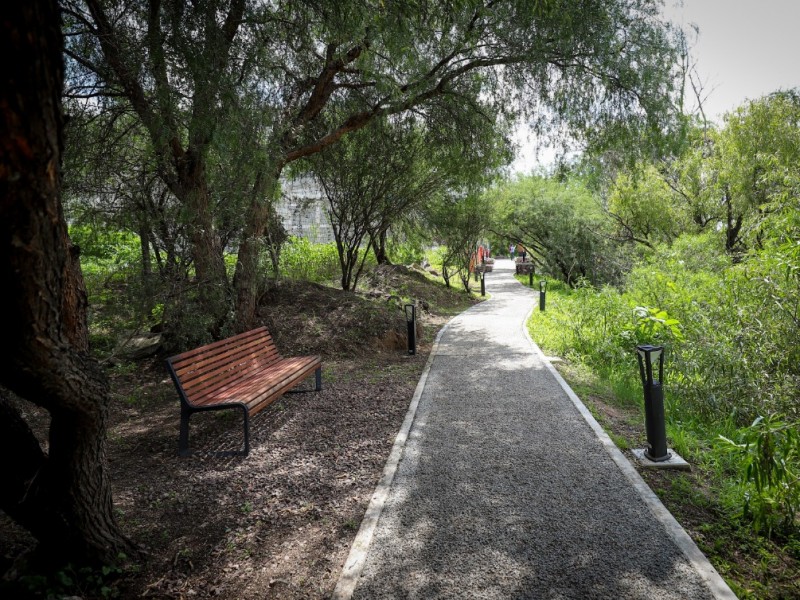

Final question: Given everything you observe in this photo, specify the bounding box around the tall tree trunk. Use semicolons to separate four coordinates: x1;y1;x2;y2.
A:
264;205;287;282
0;0;136;568
176;156;230;333
372;229;391;265
723;188;744;258
233;171;278;332
136;203;155;315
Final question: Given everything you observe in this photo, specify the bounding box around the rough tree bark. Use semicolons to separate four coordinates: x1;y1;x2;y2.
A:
233;169;280;332
0;0;136;567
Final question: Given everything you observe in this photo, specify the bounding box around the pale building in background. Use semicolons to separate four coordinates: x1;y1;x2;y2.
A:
276;176;335;244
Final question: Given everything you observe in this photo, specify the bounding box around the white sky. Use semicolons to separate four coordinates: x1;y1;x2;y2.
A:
511;0;800;173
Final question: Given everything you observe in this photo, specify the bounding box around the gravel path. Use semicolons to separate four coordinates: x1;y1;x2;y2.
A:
334;259;737;600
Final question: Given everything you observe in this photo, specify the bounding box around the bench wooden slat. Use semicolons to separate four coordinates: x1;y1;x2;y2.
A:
169;327;272;364
191;356;320;408
165;327;322;456
171;331;281;392
176;344;282;396
171;333;280;379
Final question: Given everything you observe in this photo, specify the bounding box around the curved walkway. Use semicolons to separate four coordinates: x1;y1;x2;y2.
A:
333;259;737;600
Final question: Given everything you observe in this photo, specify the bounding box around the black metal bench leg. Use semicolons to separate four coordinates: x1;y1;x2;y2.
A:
242;407;250;456
179;406;192;457
315;366;322;391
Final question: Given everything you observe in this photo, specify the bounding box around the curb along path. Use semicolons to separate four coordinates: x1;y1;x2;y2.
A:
333;259;737;600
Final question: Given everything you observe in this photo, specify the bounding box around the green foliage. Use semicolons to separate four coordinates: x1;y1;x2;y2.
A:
388;237;426;266
491;175;624;286
719;414;800;536
534;231;799;423
70;224;165;354
275;237;341;284
15;557;126;600
70;224;142;265
425;246;448;272
607;164;690;246
632;306;684;343
425;193;492;292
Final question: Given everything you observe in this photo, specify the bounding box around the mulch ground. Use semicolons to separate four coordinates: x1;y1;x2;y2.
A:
1;266;479;600
108;353;426;599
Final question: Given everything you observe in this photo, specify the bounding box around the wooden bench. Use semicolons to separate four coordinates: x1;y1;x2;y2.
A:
515;261;534;275
165;326;322;457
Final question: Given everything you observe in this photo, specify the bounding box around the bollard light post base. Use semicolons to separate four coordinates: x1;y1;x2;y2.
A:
631;448;690;471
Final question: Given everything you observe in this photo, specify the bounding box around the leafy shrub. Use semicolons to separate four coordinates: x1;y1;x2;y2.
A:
719;414;800;536
70;224;162;355
425;246;448;272
389;238;426;265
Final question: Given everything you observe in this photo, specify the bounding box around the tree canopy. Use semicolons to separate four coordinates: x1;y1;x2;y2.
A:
62;0;686;338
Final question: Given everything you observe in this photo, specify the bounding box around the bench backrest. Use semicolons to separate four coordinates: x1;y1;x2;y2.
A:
166;327;281;406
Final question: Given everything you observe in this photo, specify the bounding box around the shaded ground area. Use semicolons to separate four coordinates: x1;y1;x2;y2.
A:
0;265;479;599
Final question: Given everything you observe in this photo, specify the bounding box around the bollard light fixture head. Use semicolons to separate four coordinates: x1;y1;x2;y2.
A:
539;279;547;293
636;344;664;386
404;303;416;323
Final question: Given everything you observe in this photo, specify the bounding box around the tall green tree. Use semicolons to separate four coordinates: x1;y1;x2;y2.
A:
651;92;800;258
714;91;800;254
64;0;686;334
426;192;493;292
308;108;509;290
606;164;690;248
492;175;613;285
309;118;454;290
65;0;247;334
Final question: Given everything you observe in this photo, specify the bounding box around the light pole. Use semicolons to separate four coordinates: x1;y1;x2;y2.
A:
636;344;670;462
539;279;547;312
404;304;417;355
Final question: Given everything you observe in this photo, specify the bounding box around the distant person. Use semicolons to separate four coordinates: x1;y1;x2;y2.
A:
509;243;514;258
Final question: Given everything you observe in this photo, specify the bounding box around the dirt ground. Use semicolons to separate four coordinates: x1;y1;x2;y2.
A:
0;265;479;600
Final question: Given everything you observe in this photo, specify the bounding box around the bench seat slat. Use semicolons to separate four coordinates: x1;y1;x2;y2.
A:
191;356;321;408
176;346;283;395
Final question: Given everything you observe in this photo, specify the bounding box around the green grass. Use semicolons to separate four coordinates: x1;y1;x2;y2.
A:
523;276;800;597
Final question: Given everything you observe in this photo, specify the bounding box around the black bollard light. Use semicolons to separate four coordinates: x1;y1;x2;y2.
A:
404;303;417;355
528;268;533;287
480;269;486;296
539;279;547;312
636;344;670;461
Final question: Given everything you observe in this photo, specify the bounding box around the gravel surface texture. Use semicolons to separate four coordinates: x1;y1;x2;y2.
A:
341;259;730;600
